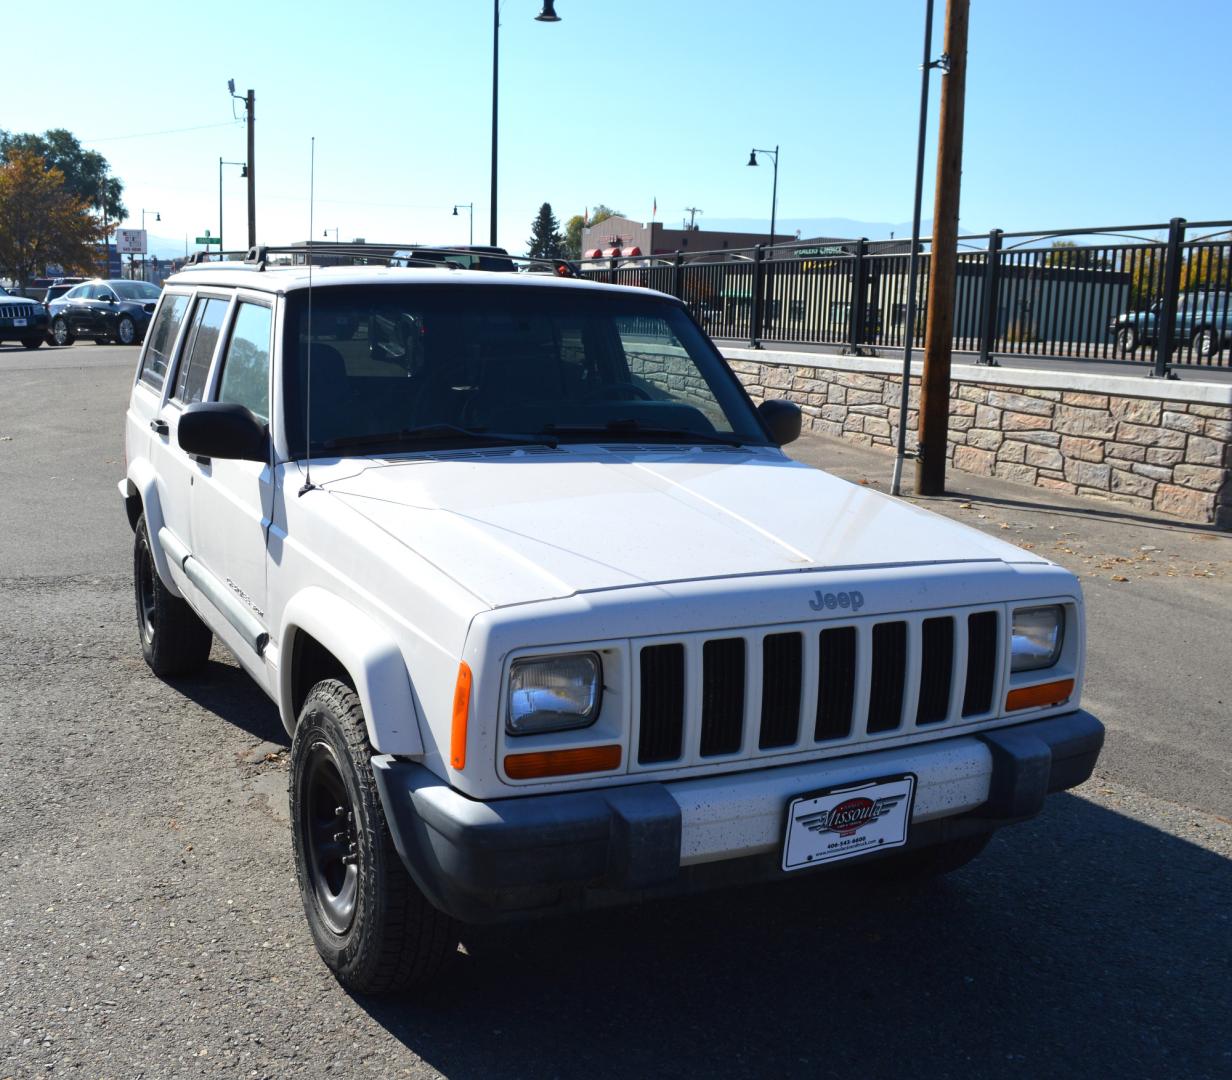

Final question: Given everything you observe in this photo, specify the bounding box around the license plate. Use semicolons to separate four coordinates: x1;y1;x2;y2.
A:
782;774;916;871
13;318;26;327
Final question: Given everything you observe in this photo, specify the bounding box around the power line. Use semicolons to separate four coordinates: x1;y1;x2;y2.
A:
82;120;243;144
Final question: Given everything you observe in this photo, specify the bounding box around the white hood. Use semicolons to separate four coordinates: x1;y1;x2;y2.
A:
318;445;1045;609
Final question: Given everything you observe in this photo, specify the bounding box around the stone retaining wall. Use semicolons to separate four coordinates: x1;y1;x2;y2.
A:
723;348;1232;529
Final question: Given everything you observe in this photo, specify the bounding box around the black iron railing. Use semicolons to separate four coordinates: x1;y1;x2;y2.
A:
580;217;1232;375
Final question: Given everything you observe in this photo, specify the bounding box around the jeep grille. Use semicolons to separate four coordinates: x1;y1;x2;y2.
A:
633;609;1002;770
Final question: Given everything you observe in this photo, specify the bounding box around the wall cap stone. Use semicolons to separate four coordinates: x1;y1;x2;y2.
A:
722;346;1232;407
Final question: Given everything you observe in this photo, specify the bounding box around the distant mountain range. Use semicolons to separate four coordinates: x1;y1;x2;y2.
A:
699;216;978;241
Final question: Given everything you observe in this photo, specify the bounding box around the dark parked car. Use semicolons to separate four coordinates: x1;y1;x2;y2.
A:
1109;289;1232;358
388;245;516;272
48;279;161;346
41;278;86;343
0;284;50;349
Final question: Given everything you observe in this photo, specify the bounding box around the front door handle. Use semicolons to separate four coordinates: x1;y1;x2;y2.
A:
150;418;169;436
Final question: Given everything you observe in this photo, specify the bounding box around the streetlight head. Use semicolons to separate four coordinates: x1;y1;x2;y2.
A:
241;165;248;177
453;206;459;216
227;78;235;95
747;150;758;167
155;212;161;222
534;0;561;21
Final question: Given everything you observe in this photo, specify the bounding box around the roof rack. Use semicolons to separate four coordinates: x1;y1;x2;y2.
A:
175;242;582;275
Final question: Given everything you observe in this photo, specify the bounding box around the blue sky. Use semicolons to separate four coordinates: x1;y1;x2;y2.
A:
6;0;1229;255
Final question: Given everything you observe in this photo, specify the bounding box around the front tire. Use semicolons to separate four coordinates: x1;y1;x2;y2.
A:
133;515;212;676
52;317;74;346
1115;326;1137;355
291;680;458;994
116;315;137;345
21;337;43;350
1194;327;1219;359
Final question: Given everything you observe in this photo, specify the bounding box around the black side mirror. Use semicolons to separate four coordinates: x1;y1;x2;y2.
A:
758;398;802;446
178;402;267;462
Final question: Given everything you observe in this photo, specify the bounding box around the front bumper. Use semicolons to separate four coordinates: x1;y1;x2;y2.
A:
373;710;1104;923
0;316;48;337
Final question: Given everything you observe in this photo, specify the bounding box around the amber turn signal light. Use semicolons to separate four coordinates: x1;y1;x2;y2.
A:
1006;678;1074;712
450;661;472;770
504;744;622;780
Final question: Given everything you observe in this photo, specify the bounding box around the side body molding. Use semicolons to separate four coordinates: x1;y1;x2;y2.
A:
119;466;182;598
279;587;424;757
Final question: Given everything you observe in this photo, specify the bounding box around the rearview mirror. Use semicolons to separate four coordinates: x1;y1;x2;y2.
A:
758;398;802;446
178;402;267;462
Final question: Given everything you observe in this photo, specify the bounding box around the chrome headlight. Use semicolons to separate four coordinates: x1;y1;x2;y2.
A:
507;653;602;735
1011;605;1065;672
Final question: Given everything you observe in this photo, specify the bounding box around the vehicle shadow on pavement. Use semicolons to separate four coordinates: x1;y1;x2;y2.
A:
352;793;1231;1079
170;653;288;747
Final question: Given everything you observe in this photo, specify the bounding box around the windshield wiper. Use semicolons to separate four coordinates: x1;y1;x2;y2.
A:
322;424;557;451
542;420;747;447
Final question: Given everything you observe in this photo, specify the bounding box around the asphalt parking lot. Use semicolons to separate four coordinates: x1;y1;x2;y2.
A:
1;341;1230;1079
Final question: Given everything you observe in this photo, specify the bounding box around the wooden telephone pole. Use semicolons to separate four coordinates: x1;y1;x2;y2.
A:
915;0;970;495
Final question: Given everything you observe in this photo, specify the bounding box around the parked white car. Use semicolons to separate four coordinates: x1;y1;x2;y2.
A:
120;254;1103;992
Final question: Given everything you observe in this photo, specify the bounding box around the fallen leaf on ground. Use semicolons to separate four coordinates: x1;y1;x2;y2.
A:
1110;575;1129;582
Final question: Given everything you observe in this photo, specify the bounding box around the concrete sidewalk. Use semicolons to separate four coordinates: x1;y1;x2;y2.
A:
789;430;1232;819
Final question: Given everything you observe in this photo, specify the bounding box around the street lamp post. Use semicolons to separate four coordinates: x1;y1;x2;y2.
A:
141;208;160;280
219;158;247;257
490;1;561;247
746;146;780;251
323;228;340;243
747;146;780;340
453;203;474;246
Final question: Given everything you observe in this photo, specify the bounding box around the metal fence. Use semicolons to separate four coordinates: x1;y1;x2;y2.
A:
580;217;1232;376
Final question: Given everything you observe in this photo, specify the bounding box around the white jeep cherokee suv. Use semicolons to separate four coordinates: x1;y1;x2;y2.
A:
120;254;1103;992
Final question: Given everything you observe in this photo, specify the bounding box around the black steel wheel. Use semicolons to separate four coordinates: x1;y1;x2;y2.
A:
133;514;212;676
301;739;360;935
52;317;74;346
1116;326;1137;355
116;315;137;345
291;679;458;993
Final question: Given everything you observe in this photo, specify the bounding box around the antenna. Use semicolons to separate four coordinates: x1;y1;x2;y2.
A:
298;136;317;497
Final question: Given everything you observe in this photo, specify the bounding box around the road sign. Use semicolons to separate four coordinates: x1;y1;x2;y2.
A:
115;228;147;255
195;237;221;245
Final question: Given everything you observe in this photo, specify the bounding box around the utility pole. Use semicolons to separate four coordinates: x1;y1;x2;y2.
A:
490;0;500;246
683;206;703;230
915;0;969;496
245;88;256;248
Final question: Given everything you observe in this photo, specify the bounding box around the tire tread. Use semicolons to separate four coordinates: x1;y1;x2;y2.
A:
293;680;457;993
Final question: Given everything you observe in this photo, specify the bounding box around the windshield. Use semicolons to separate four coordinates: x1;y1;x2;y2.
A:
283;285;769;456
112;281;161;301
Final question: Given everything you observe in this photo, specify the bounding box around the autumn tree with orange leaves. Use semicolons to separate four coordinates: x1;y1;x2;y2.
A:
0;150;104;291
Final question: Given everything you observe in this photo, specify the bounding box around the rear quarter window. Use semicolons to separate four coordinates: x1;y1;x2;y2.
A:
139;293;190;391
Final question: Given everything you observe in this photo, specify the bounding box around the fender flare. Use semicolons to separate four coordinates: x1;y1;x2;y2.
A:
279;587;424;757
119;464;183;598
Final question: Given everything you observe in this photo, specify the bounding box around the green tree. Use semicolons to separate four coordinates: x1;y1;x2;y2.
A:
1043;238;1108;268
527;202;565;259
1180;244;1232;293
0;151;105;290
0;128;125;220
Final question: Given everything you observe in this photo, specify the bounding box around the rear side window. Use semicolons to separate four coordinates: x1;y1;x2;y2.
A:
139;293;190;391
173;297;230;405
217;302;272;421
